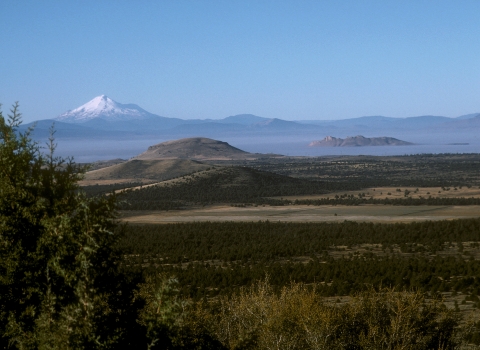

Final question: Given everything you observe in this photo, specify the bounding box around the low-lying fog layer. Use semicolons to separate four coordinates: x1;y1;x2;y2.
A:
50;132;479;163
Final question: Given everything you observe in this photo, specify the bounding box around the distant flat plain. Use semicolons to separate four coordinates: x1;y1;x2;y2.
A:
120;204;480;224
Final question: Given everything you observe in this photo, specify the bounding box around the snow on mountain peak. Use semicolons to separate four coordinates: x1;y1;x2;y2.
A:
76;95;115;112
55;95;157;123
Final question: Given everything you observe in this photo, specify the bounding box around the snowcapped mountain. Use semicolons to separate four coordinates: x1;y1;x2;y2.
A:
55;95;159;123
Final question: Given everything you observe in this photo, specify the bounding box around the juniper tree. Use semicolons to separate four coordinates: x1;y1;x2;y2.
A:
0;103;138;349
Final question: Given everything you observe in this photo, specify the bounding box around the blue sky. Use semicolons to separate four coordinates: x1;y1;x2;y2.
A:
1;1;480;122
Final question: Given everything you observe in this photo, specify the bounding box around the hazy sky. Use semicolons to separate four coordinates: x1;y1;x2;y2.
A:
1;1;480;123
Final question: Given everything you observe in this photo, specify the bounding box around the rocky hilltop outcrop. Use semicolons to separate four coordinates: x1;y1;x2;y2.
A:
309;135;414;147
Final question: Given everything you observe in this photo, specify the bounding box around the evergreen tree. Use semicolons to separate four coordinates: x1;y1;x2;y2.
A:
0;103;136;348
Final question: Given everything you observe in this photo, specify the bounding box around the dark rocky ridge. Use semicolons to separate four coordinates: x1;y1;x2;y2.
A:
309;135;414;147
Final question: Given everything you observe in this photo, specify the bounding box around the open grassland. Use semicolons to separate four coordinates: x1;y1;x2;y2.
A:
79;158;212;186
273;186;480;201
120;204;480;224
111;165;224;192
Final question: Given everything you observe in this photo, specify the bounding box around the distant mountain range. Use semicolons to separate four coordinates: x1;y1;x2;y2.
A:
298;114;480;130
309;135;414;147
20;95;480;142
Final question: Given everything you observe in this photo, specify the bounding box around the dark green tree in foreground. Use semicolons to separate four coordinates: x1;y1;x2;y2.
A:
0;104;218;349
0;104;143;348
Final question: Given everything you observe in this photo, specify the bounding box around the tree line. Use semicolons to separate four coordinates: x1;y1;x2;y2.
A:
118;220;480;301
117;220;480;262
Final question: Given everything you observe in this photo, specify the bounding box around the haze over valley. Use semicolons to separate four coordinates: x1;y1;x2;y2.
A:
21;95;480;162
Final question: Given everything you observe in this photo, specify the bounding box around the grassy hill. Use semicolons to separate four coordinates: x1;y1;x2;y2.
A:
80;158;212;185
134;137;261;160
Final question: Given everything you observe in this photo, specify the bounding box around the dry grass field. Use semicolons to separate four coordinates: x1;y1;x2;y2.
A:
120;204;480;224
79;158;212;186
272;186;480;201
111;166;225;192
